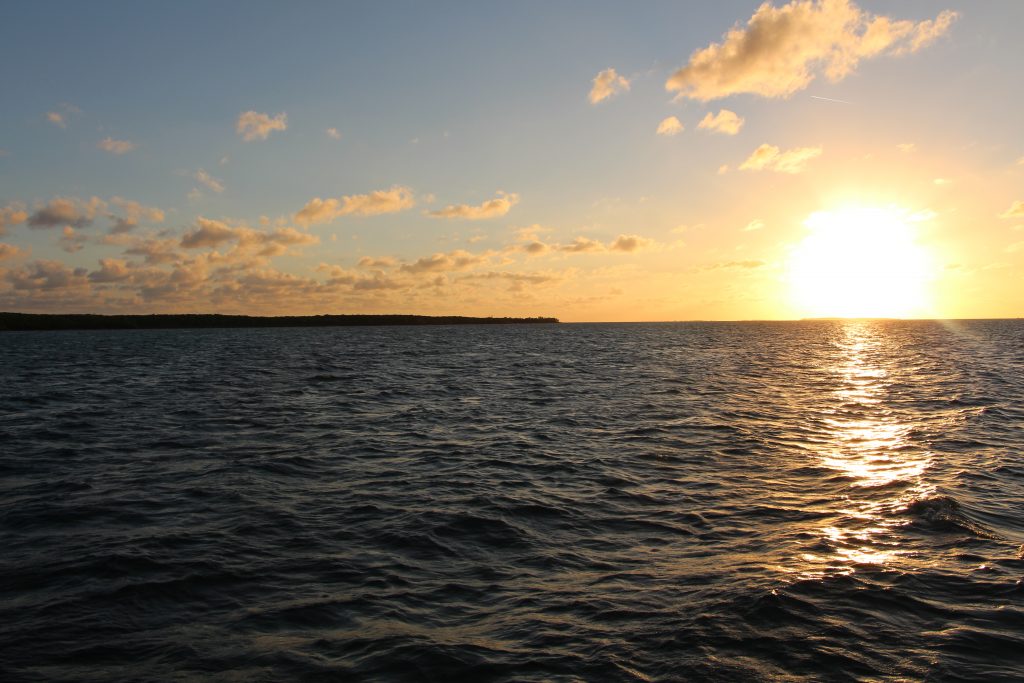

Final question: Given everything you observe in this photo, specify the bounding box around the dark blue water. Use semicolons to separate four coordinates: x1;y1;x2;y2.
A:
2;320;1023;681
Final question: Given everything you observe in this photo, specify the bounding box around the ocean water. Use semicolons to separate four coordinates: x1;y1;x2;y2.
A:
1;320;1023;682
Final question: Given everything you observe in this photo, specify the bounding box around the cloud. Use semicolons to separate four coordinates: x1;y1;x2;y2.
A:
180;217;238;249
710;259;767;269
744;219;766;231
294;186;416;225
46;112;66;128
559;236;604;253
740;144;822;173
236;111;288;141
609;234;654;252
6;260;89;290
897;143;916;153
357;256;398;269
698;109;744;135
326;128;341;140
59;226;89;253
108;197;165;234
429;191;519;220
88;258;133;283
1000;201;1024;219
400;249;487;274
28;197;106;229
98;137;137;155
194;169;225;193
657;116;684;136
589;68;630;104
0;203;29;235
180;217;319;258
0;243;23;260
666;0;957;101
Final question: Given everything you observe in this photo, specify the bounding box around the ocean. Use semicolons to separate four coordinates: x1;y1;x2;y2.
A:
1;320;1022;681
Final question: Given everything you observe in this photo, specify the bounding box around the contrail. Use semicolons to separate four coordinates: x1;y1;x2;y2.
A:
810;95;853;104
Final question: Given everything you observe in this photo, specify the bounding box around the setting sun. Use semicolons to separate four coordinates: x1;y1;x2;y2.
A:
787;207;934;319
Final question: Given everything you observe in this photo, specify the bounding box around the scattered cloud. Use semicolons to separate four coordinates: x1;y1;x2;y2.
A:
698;109;744;135
709;259;767;269
1005;241;1024;254
400;249;487;274
236;110;288;141
28;196;106;229
194;169;225;193
897;142;916;153
717;164;730;175
46;112;66;128
933;178;951;185
0;203;29;235
666;0;958;101
326;128;341;140
560;237;604;253
1000;200;1024;219
739;143;822;173
429;191;519;220
744;219;765;232
610;234;654;252
357;256;397;269
5;260;89;291
589;68;630;104
98;137;137;155
59;226;88;253
0;243;23;260
294;186;416;225
181;217;237;249
657;116;684;136
108;198;165;234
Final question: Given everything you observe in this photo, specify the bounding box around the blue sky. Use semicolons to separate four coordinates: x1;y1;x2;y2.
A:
2;1;1022;320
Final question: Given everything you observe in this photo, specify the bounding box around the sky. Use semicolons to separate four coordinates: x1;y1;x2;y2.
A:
1;0;1022;321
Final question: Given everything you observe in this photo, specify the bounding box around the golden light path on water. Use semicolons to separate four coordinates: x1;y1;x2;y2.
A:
797;321;935;578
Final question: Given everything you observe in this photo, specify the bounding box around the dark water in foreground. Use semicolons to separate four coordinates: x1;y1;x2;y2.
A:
2;320;1023;682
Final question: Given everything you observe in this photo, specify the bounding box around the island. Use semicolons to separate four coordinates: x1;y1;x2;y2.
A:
0;312;559;331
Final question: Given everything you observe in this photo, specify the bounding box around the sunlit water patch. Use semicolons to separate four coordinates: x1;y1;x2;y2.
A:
1;320;1023;681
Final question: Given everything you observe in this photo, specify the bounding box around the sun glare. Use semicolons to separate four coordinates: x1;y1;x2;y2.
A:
787;207;933;319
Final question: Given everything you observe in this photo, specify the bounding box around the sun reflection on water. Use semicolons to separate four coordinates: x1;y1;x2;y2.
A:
797;321;934;578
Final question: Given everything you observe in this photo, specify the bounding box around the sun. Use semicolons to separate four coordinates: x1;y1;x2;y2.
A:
787;206;934;319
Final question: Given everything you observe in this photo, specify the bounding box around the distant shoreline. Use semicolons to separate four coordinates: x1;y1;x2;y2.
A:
0;312;559;332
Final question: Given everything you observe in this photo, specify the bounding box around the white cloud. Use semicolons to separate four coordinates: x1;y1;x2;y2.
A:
295;186;416;225
657;116;684;136
326;128;341;140
666;0;957;101
429;191;519;220
744;219;765;232
589;68;630;104
698;109;744;135
236;111;288;141
740;143;822;173
897;143;916;153
98;138;137;155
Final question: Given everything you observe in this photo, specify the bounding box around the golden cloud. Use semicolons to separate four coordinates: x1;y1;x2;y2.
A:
236;110;288;141
429;191;519;220
666;0;957;101
657;116;684;136
295;186;416;225
589;68;630;104
698;109;744;135
739;143;822;173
